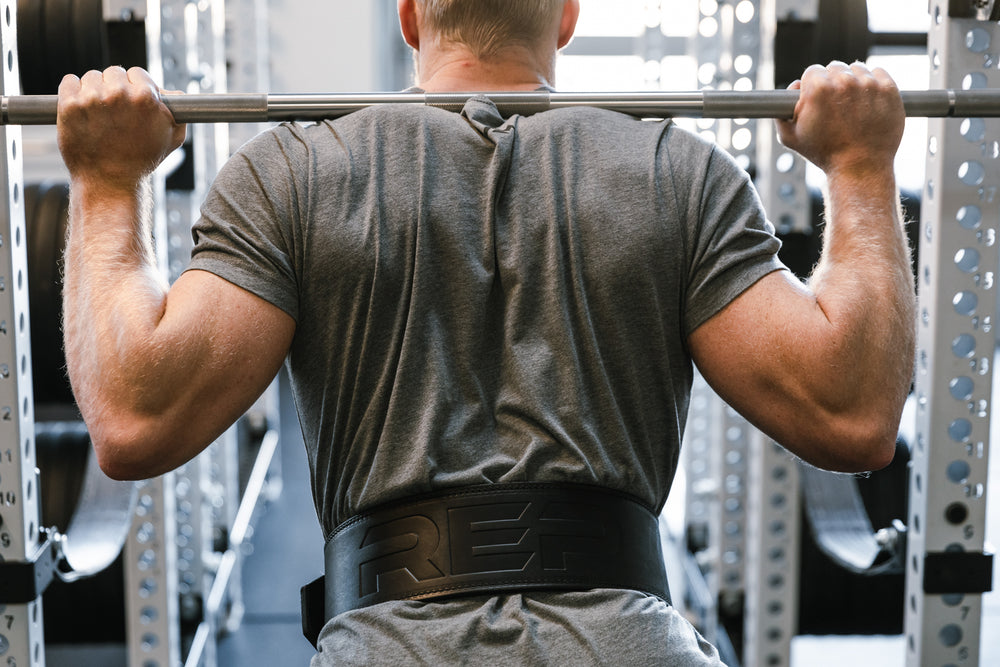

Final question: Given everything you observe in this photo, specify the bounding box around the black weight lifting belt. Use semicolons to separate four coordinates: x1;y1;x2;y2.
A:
301;483;671;647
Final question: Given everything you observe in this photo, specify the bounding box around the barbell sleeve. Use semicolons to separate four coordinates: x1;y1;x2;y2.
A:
3;89;1000;125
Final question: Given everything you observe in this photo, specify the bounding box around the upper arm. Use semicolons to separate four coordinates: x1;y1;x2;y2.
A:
94;268;295;479
686;270;897;472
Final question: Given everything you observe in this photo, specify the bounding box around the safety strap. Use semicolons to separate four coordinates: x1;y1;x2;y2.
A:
301;483;670;647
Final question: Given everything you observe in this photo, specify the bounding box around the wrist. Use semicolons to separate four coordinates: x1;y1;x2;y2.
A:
822;152;897;186
822;165;905;241
71;172;148;201
67;176;154;244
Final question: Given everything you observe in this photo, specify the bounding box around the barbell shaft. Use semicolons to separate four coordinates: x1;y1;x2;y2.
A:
2;89;998;125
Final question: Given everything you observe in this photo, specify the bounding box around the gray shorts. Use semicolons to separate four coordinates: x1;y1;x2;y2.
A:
311;589;726;666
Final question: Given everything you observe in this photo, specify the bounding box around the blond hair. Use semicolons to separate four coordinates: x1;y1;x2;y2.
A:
417;0;564;59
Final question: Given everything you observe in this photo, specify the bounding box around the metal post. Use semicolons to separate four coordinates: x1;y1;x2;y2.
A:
0;0;43;664
225;0;270;151
222;0;284;528
126;475;181;667
121;2;184;666
154;1;234;665
906;5;997;666
681;0;763;653
681;374;723;640
740;2;806;665
756;0;812;238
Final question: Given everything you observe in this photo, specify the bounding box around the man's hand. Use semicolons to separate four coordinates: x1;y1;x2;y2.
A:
57;66;186;192
776;61;905;178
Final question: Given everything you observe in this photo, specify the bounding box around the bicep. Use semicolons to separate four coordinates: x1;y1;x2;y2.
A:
165;267;295;422
686;270;838;462
101;269;295;478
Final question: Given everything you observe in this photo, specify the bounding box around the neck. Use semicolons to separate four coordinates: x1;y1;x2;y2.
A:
416;43;556;92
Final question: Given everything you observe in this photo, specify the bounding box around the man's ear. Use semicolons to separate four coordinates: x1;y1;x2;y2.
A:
399;0;420;50
557;0;580;50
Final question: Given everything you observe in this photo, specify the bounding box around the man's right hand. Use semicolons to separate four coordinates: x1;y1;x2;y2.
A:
57;66;186;193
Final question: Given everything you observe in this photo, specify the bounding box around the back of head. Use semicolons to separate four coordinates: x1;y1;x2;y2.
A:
418;0;565;59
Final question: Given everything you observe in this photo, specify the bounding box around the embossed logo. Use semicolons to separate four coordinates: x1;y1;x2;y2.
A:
355;498;619;600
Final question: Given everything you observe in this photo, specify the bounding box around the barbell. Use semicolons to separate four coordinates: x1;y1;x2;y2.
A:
2;88;999;125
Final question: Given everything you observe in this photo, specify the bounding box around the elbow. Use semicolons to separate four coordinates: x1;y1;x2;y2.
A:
90;417;175;481
88;405;223;480
803;413;900;473
93;435;161;481
96;454;149;482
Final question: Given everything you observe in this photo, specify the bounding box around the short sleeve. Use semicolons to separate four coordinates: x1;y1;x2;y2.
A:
186;126;305;322
683;146;785;336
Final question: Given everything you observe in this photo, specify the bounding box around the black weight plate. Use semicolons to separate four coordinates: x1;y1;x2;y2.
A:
816;0;870;66
44;0;75;92
29;182;63;369
33;183;62;309
16;0;46;94
26;184;53;311
43;183;73;406
51;185;71;399
35;421;90;531
22;181;39;231
27;182;74;406
72;0;107;73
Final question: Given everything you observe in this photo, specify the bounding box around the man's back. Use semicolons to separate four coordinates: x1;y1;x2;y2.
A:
181;98;787;664
190;99;782;536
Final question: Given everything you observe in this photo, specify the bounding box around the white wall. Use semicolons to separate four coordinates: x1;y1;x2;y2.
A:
268;0;399;93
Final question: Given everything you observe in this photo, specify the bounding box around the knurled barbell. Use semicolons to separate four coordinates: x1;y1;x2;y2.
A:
2;89;1000;125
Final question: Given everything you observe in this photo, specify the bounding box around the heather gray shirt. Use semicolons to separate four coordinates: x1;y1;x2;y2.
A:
189;98;782;664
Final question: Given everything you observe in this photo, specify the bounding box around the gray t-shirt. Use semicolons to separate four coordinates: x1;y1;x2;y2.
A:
189;98;781;664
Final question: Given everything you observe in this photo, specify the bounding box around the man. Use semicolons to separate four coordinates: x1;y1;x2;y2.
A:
56;0;915;664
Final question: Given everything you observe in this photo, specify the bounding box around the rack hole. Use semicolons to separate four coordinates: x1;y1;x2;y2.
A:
949;376;974;401
948;418;972;443
966;28;991;53
953;291;978;316
955;248;980;273
939;624;963;648
944;502;969;525
952;333;976;359
735;0;755;23
964;71;988;89
942;593;964;607
962;118;986;143
959;160;986;186
776;152;795;173
947;460;971;484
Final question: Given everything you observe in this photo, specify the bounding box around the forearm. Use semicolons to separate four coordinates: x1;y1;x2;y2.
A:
807;166;916;413
63;178;204;466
